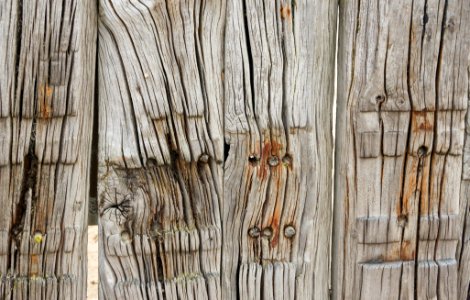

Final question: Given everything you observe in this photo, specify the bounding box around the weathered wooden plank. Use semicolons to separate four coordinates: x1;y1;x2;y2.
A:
334;0;470;299
223;1;337;299
97;1;225;299
457;57;470;300
0;0;96;299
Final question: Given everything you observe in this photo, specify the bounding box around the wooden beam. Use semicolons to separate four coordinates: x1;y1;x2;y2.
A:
0;0;97;298
334;0;470;299
223;1;337;299
97;1;226;299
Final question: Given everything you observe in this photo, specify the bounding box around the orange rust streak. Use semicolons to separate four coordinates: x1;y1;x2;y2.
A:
280;5;291;19
38;84;54;118
412;111;434;132
269;177;283;248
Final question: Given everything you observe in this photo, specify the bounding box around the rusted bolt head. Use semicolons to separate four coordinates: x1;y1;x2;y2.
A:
33;231;43;244
268;156;280;167
262;227;273;238
284;226;296;238
248;227;260;238
121;231;132;243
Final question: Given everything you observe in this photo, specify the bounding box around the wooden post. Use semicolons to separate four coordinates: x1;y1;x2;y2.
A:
458;63;470;299
0;0;96;299
97;0;337;299
223;1;337;299
334;0;470;299
97;1;226;299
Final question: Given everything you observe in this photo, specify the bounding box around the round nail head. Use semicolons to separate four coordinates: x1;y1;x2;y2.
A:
248;227;260;238
121;231;131;242
33;231;43;244
284;226;296;238
268;156;279;167
199;154;209;163
282;155;292;166
262;227;273;238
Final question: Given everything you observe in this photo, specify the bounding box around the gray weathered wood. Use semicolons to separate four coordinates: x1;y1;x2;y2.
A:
97;1;225;299
333;0;470;299
223;1;337;299
458;60;470;300
98;0;337;299
0;0;97;299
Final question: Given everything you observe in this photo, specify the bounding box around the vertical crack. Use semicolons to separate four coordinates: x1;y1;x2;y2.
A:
89;25;100;226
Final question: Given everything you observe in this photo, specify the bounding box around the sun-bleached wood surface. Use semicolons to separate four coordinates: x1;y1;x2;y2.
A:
0;0;96;299
97;1;225;299
223;0;337;299
97;0;336;299
334;0;470;299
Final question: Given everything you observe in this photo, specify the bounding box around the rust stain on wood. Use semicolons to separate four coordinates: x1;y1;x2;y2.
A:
280;5;291;20
412;111;433;132
399;240;415;261
257;140;283;180
38;84;54;118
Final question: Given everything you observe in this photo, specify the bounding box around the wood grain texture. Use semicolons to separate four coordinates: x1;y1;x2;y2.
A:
97;1;225;299
333;0;470;299
223;1;337;299
458;60;470;300
0;0;96;299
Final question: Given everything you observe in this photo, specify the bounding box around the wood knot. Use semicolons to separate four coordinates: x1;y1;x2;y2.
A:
375;94;386;104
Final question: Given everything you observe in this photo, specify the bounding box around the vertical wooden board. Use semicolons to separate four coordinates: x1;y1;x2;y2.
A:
0;0;96;299
457;47;470;300
97;1;225;299
223;1;337;299
334;0;470;299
